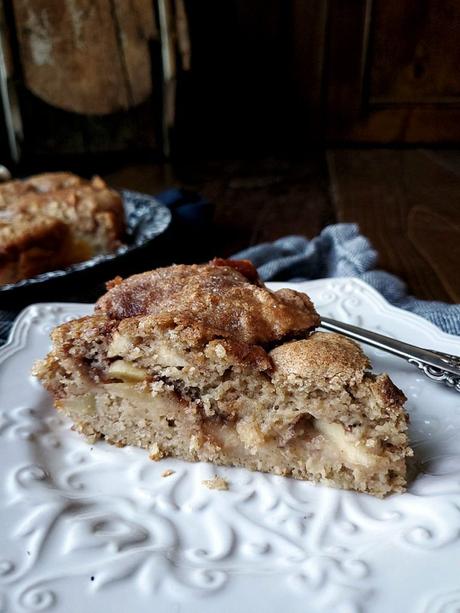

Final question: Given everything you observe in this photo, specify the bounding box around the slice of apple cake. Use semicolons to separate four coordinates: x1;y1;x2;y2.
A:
34;259;413;497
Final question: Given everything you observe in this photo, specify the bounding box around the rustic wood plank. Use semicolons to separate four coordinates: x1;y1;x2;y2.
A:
104;162;177;195
12;0;156;115
287;0;328;141
324;0;372;136
327;149;460;301
324;0;460;143
408;206;460;303
112;0;157;104
104;158;335;260
418;149;460;178
177;158;335;257
179;0;327;155
370;0;460;103
331;107;460;143
105;152;459;302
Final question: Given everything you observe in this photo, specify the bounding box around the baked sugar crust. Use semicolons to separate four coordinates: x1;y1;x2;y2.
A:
96;258;320;345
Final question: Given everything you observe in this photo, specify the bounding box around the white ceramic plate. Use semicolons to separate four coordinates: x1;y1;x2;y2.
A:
1;278;460;613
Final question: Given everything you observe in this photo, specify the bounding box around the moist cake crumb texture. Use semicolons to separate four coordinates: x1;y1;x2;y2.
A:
34;259;413;497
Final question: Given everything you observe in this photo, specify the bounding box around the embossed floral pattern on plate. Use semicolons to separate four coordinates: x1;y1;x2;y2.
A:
1;279;459;613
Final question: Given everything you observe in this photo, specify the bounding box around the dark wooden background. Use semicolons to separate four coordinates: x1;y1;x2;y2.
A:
1;1;459;304
178;0;460;153
103;149;460;304
3;0;460;160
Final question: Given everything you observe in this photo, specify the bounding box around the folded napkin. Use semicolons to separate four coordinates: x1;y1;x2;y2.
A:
234;224;460;336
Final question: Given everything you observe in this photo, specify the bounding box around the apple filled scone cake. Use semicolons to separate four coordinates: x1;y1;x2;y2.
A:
34;259;413;497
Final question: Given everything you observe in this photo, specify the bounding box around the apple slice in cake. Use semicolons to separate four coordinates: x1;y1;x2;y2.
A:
34;259;412;497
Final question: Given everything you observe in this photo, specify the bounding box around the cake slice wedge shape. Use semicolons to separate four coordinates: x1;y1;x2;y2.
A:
34;259;413;497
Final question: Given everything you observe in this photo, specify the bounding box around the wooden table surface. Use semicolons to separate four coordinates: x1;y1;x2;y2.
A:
104;149;460;304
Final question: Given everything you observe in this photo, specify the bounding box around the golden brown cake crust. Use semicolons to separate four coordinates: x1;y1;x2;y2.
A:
0;172;92;209
271;332;370;380
4;174;124;238
96;260;320;345
0;171;106;198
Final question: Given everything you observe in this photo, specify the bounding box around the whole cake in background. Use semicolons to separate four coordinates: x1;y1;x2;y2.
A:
0;172;125;285
34;258;413;497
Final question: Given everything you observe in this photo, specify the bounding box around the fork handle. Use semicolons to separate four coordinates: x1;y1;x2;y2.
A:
320;316;460;392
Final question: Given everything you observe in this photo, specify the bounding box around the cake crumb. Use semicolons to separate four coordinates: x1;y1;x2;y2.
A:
161;469;175;478
202;476;229;491
189;434;201;453
149;443;164;461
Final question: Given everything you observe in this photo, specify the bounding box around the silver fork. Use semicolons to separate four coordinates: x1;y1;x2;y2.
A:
320;317;460;392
